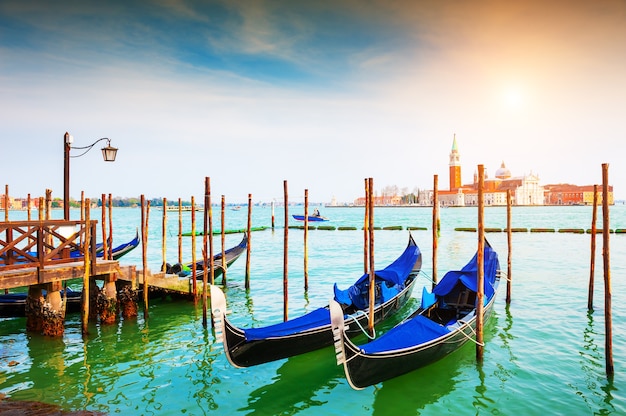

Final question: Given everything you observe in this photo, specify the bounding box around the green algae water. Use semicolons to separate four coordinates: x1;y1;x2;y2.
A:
2;205;626;414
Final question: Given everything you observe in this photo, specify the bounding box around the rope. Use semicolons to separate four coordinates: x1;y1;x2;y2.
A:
497;270;510;283
418;270;437;285
453;320;485;347
346;310;376;340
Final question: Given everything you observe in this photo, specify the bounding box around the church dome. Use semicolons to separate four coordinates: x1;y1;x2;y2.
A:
495;161;511;179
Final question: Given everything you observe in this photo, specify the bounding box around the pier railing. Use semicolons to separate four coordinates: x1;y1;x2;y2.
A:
0;220;98;272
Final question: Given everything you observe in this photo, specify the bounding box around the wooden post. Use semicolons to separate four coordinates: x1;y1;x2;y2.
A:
245;193;252;290
178;198;183;265
4;185;9;293
283;180;289;322
208;180;214;288
81;198;91;335
602;163;613;377
476;165;485;361
304;189;309;291
203;177;212;328
221;195;226;285
141;195;150;320
367;177;375;336
27;194;31;221
271;200;275;230
4;184;8;220
108;193;113;259
506;189;512;304
363;178;369;274
588;185;598;310
191;196;197;301
162;197;167;272
432;175;439;288
101;194;108;260
80;192;84;246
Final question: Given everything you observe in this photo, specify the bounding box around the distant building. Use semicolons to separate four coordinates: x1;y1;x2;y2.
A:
436;136;611;206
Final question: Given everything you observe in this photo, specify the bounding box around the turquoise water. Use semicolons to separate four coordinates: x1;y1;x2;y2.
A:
1;205;626;414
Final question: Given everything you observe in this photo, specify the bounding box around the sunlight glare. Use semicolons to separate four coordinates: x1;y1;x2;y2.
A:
503;86;525;109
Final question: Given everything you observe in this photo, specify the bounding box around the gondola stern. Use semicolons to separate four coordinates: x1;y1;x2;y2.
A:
329;299;347;365
210;284;227;346
209;284;249;369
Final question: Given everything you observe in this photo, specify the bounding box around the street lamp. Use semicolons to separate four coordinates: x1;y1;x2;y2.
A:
63;132;118;220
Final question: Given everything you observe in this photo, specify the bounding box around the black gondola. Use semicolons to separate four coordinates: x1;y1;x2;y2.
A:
210;233;422;368
166;233;247;279
330;240;501;390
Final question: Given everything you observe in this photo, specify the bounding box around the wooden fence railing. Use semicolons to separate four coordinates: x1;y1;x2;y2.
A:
0;220;98;272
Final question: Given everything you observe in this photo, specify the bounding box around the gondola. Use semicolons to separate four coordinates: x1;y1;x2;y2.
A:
330;240;501;390
166;233;247;279
210;233;422;368
103;230;140;260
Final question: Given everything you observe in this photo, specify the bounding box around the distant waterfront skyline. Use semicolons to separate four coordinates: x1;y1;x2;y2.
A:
1;1;625;203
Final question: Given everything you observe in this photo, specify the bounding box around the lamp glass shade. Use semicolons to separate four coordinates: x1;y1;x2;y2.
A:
101;145;118;162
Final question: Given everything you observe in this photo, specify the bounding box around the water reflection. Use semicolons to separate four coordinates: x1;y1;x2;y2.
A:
494;305;516;385
576;310;616;413
371;347;465;415
240;347;342;415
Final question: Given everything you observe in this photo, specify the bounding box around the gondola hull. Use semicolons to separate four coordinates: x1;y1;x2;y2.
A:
211;233;422;368
332;293;498;389
215;276;417;367
331;240;500;389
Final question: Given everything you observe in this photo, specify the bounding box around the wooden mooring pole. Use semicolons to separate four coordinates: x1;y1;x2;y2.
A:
162;197;167;272
367;177;375;337
588;185;598;310
221;195;226;285
432;174;438;289
203;177;212;328
506;189;512;304
141;195;150;320
81;198;91;335
476;165;485;361
602;163;613;377
178;198;183;265
304;189;309;291
191;196;197;301
283;180;289;322
363;178;369;274
245;193;252;290
108;194;113;259
101;194;108;260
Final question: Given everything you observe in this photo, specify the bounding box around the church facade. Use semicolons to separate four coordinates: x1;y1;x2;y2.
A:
424;136;611;207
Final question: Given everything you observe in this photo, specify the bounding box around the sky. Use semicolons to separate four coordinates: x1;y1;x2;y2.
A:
1;0;626;204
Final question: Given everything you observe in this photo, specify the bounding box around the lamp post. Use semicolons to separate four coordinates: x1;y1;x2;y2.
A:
63;132;118;220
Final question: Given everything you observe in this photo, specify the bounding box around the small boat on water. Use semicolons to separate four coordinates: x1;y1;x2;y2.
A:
331;240;501;390
210;233;422;368
165;233;247;279
292;214;328;222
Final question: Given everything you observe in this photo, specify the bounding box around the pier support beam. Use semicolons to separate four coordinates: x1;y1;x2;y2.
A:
117;281;138;319
98;274;118;324
26;286;45;333
41;281;65;337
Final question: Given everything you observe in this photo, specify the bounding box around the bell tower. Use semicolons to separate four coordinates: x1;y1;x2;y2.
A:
449;134;461;190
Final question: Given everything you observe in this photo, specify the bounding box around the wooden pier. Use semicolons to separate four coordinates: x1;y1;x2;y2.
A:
0;220;135;289
0;219;137;335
